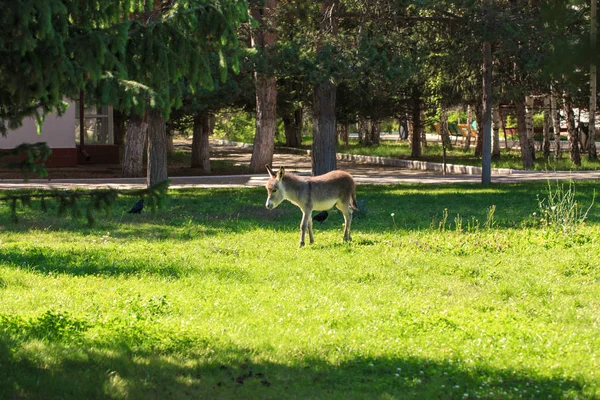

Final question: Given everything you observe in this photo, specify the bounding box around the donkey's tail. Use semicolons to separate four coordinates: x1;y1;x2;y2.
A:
350;192;359;211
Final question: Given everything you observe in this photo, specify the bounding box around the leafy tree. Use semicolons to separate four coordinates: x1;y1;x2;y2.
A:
169;52;255;172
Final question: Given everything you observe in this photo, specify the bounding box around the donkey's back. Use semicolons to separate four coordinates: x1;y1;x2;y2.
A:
307;170;358;211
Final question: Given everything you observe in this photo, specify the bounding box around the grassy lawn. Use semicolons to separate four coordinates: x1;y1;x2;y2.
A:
1;182;599;399
282;137;600;171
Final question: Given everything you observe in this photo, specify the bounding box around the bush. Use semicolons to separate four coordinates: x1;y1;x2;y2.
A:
213;111;256;143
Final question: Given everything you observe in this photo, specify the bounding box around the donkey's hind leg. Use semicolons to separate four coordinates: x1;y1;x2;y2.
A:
307;215;315;244
336;201;353;242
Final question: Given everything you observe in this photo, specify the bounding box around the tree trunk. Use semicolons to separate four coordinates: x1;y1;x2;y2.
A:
166;123;175;155
191;112;211;173
465;105;473;150
410;92;422;158
147;109;168;187
551;89;562;160
589;0;597;160
407;118;414;151
311;0;338;176
543;96;551;160
492;106;501;160
283;115;298;147
283;107;303;148
440;105;452;149
312;80;337;175
357;122;365;144
515;98;534;169
250;72;277;173
499;106;508;148
338;122;349;148
359;119;369;145
249;0;278;173
113;110;126;146
525;95;535;159
481;36;493;183
359;118;380;146
370;120;380;145
420;109;427;148
474;103;483;158
122;114;148;178
563;100;581;166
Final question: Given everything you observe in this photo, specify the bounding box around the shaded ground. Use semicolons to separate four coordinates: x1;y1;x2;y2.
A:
3;138;600;189
0;141;252;180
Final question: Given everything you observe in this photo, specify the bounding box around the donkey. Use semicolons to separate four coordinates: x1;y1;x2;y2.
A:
265;165;358;247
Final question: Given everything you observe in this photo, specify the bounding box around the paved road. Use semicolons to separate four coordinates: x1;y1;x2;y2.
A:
1;142;599;190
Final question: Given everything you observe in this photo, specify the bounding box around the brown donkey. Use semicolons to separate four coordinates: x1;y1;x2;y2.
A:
264;165;358;247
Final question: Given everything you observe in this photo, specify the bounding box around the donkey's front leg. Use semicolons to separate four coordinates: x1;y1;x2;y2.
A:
299;211;310;247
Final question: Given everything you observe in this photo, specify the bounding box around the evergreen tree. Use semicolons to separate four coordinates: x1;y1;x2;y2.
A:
1;1;248;134
1;1;249;185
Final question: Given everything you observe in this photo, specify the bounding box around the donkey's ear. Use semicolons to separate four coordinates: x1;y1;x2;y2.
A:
266;165;275;177
277;167;285;180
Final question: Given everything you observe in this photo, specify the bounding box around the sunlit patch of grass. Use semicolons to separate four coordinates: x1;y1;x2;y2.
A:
302;139;600;171
0;182;599;398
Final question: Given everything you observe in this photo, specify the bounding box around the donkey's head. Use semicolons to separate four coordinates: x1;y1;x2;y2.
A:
265;165;286;209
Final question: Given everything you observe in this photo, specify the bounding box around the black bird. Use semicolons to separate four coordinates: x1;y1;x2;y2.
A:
312;211;329;224
128;199;144;214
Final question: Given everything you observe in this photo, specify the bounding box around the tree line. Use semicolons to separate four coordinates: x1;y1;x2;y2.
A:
1;0;598;185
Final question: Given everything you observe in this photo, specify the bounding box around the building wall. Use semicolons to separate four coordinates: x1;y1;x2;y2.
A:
0;101;76;149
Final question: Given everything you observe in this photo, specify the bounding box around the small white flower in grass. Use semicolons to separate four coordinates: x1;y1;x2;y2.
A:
463;394;469;398
454;385;460;389
369;363;374;367
416;379;422;384
396;367;401;371
395;373;400;377
391;213;395;217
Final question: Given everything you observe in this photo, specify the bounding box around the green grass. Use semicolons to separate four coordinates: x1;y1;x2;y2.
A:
1;182;600;399
280;137;600;171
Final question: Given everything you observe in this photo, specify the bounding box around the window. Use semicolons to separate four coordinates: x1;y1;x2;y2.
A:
75;102;113;145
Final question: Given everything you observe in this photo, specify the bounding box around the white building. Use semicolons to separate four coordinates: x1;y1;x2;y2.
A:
0;99;118;167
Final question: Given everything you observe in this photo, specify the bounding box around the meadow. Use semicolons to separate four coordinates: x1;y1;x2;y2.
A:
0;181;599;399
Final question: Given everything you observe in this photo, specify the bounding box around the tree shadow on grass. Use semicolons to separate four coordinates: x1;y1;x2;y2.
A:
1;183;599;239
0;331;589;400
0;246;250;282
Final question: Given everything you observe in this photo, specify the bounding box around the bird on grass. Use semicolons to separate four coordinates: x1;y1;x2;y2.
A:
128;199;144;214
312;211;329;224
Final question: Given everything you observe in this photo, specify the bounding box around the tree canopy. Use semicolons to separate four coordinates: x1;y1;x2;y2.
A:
0;0;249;134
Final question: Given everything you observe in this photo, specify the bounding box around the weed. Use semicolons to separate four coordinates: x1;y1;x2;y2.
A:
536;180;595;233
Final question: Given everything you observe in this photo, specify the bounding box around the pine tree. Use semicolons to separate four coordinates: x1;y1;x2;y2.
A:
1;1;248;216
